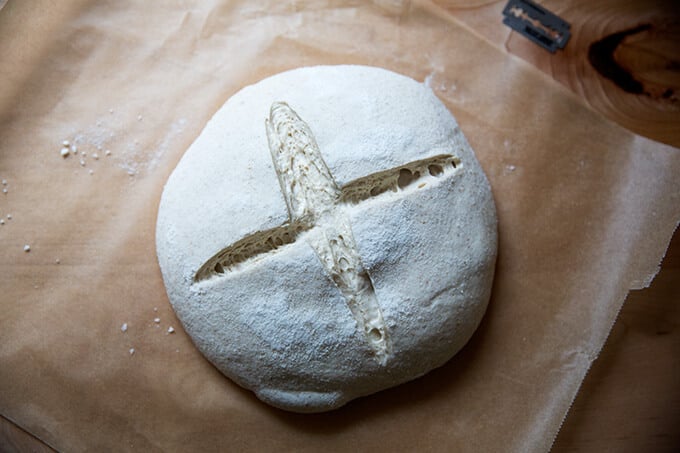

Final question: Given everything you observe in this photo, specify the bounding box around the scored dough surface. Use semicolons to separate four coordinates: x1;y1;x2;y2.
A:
156;65;497;413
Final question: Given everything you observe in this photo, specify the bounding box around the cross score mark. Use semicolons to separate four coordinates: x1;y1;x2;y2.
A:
195;102;460;364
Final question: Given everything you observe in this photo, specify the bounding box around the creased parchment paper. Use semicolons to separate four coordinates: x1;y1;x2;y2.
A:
1;1;678;451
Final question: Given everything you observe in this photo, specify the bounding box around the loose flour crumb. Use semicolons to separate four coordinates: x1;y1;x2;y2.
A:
1;179;7;185
23;244;30;252
121;322;128;332
153;317;160;323
129;348;135;355
60;147;70;157
167;326;175;334
55;258;60;264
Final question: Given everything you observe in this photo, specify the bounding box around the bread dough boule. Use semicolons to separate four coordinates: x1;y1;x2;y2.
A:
156;65;497;413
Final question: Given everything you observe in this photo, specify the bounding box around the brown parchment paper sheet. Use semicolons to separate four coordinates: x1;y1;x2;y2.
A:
1;1;678;451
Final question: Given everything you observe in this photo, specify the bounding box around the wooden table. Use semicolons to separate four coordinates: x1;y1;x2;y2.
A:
1;1;678;451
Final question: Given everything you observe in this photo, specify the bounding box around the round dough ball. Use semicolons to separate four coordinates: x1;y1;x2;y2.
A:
156;65;497;413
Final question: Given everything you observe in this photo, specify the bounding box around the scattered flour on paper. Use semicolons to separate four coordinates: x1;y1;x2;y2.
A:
118;117;187;177
59;114;186;178
424;70;455;95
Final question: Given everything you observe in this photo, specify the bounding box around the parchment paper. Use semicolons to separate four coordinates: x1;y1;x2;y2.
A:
1;1;678;451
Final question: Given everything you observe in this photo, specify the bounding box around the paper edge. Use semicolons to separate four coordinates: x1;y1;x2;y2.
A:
545;221;680;452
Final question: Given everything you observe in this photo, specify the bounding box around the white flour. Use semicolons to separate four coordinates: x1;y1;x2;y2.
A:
156;65;497;413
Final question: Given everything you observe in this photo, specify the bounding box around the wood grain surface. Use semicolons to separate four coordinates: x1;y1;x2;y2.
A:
438;0;680;147
1;1;678;452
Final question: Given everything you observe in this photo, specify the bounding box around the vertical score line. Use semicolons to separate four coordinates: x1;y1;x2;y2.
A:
265;102;391;364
